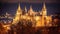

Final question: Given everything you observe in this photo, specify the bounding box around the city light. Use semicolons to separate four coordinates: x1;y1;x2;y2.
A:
0;2;60;34
11;3;52;27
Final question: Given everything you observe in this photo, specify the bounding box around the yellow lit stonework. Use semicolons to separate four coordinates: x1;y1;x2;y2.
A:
12;3;52;27
12;4;22;24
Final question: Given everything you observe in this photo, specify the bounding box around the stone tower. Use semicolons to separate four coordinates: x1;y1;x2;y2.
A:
41;2;47;26
12;4;22;24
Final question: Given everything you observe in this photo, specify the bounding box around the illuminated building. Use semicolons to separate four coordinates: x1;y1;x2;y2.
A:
12;4;22;24
41;2;47;26
12;3;52;27
28;6;35;16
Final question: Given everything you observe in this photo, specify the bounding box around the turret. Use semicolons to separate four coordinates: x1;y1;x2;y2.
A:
42;2;47;16
12;4;22;24
28;6;34;15
24;6;27;13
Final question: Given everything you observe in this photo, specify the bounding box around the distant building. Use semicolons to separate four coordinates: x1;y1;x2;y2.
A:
12;3;52;27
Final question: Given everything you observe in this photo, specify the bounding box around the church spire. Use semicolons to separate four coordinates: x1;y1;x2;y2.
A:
42;2;47;16
30;6;33;12
43;2;46;10
12;3;22;24
28;6;34;15
25;6;27;13
41;2;47;26
15;3;22;15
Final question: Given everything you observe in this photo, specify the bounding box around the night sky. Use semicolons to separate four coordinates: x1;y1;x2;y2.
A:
0;0;60;16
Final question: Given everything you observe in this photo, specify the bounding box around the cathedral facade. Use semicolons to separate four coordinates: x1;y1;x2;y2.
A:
12;3;52;27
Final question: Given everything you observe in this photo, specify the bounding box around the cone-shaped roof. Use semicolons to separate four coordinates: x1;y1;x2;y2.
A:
42;2;46;11
30;6;33;11
12;3;22;24
41;2;47;16
24;6;27;13
16;4;22;14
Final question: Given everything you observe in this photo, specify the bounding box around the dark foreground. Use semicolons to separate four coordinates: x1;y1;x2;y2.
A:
0;23;60;34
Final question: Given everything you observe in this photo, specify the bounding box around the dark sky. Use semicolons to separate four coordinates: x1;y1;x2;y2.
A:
0;0;60;16
0;0;60;3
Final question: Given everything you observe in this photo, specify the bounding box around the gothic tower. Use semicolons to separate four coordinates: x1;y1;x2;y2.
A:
28;6;34;15
41;2;47;26
12;4;22;24
42;2;47;16
25;6;27;13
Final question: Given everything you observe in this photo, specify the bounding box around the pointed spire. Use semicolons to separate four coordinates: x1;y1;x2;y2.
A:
41;2;47;26
43;2;46;10
41;2;47;16
16;3;22;15
42;1;46;10
12;3;22;24
18;3;21;10
30;6;33;11
25;6;27;13
28;6;34;15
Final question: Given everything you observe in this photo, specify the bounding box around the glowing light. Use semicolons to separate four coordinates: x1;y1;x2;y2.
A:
11;3;52;27
22;15;27;19
3;25;10;31
12;4;22;25
35;16;40;21
27;16;31;20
